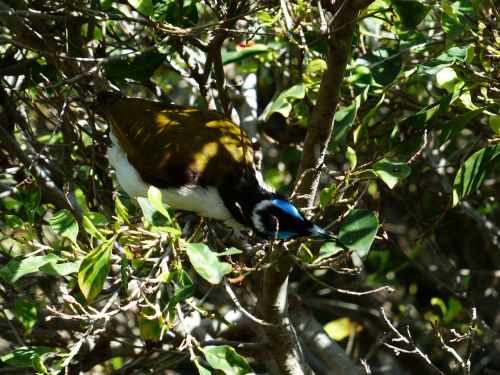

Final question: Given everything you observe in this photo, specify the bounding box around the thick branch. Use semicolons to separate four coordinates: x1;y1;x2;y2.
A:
258;245;312;375
295;0;374;208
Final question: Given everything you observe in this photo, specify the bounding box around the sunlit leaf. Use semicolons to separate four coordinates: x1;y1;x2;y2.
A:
319;184;336;208
127;0;153;16
314;241;345;263
324;317;351;341
372;159;411;189
203;345;253;375
452;144;500;206
266;83;305;119
185;243;232;284
78;240;113;302
50;209;78;244
338;209;378;258
139;306;163;342
1;346;55;368
0;254;60;284
489;114;500;135
4;214;24;229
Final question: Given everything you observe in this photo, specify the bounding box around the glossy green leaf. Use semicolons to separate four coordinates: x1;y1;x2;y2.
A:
266;83;305;119
83;211;108;226
137;197;179;235
391;0;430;29
222;44;269;65
82;215;106;241
440;108;484;145
104;52;165;81
452;144;500;206
139;306;163;342
203;345;253;375
39;259;82;276
78;240;113;302
127;0;153;16
32;354;48;374
1;346;54;367
338;209;378;258
196;362;212;375
346;146;357;169
185;243;232;284
372;159;411;189
169;270;195;306
115;196;130;223
0;254;60;283
319;184;336;208
314;241;345;263
50;209;78;244
4;214;24;229
489;114;500;135
324;317;351;341
148;186;172;222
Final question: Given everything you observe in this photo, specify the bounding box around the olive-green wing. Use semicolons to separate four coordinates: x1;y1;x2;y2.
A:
99;95;255;188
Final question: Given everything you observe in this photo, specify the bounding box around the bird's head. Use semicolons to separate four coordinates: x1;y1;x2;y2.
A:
250;197;337;240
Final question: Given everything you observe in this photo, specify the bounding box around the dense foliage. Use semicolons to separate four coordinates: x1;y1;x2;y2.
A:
0;0;498;374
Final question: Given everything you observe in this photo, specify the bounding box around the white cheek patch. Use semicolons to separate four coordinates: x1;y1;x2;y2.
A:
251;199;274;232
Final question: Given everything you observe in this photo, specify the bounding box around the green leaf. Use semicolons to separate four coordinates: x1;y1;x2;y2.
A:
439;108;484;145
78;240;113;302
338;209;378;259
306;58;327;76
4;214;24;229
50;209;78;244
39;259;82;276
13;297;37;330
331;90;366;152
137;197;179;235
115;196;130;223
1;346;55;367
32;354;48;374
266;83;305;119
148;186;172;222
452;144;500;206
196;362;212;375
83;211;108;226
314;241;345;263
185;243;232;284
104;52;166;81
169;270;195;306
489;114;500;135
82;217;104;240
139;306;163;342
391;0;430;29
346;146;357;169
127;0;153;16
203;345;253;375
319;184;336;208
323;317;351;341
222;44;269;65
0;254;60;283
372;159;411;189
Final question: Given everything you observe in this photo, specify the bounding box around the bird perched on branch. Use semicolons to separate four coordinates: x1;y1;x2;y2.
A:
97;91;338;240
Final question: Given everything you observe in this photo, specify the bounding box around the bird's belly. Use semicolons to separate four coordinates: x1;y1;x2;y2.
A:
107;141;244;229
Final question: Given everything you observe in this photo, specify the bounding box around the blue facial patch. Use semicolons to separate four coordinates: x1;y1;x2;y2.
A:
272;199;305;221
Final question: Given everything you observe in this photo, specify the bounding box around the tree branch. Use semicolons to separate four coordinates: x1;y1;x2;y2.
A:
295;0;375;208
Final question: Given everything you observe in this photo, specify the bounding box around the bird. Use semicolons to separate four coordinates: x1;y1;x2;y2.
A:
96;91;339;241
